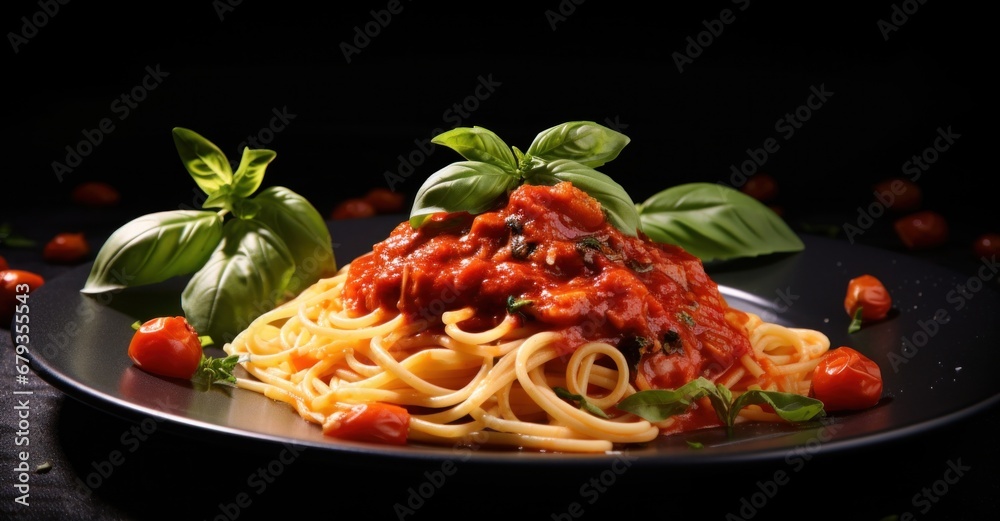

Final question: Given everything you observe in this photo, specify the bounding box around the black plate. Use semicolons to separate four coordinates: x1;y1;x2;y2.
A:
22;216;1000;466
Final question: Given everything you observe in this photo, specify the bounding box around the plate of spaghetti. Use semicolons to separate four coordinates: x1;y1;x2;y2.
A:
25;123;1000;464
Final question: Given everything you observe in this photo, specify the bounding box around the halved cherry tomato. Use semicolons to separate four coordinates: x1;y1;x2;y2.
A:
128;316;203;379
810;346;883;411
331;198;377;220
893;210;948;250
43;232;90;264
844;274;892;322
740;173;779;203
1;269;45;327
322;402;411;445
72;181;120;207
363;187;406;214
972;233;1000;260
873;178;922;213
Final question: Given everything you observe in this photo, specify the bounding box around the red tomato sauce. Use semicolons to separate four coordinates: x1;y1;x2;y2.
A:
342;182;751;391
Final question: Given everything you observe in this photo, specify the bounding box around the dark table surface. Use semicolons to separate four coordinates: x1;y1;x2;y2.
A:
2;197;999;521
4;3;997;519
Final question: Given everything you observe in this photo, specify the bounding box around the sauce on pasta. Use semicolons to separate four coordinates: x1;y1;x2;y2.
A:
344;182;751;391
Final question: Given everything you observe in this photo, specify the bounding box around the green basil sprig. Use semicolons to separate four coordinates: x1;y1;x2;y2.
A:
410;122;804;262
616;376;825;432
409;121;640;236
637;183;804;262
82;128;337;342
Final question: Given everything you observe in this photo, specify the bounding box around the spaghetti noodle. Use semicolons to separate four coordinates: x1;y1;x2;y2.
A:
224;182;830;453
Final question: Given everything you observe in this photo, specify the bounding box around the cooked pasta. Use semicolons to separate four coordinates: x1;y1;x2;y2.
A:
224;182;831;453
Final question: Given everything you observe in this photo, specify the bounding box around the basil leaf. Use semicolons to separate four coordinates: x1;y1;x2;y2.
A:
525;121;630;168
637;183;804;262
529;159;640;236
432;126;517;172
253;186;338;294
848;308;864;333
616;378;717;421
730;390;826;425
81;210;223;294
409;161;519;228
181;219;295;342
172;128;233;199
554;387;610;419
231;147;277;199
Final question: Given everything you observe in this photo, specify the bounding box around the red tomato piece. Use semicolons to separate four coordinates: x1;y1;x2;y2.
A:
873;178;922;213
740;173;779;202
1;269;45;326
127;316;203;379
844;274;892;322
0;255;7;272
364;187;406;214
43;232;91;264
72;181;121;207
972;233;1000;260
893;211;949;250
810;346;883;411
331;198;377;220
323;403;411;445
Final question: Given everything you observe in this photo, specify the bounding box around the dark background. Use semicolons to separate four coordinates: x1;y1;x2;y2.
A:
4;1;992;248
3;2;997;520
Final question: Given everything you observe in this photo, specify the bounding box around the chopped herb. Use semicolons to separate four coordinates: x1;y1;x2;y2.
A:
848;307;864;333
686;440;704;449
506;296;534;315
626;259;653;273
510;235;535;260
554;386;610;419
677;311;696;328
192;354;242;388
662;330;683;355
617;377;826;434
505;216;524;235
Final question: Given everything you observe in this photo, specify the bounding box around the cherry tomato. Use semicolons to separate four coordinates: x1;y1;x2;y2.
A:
0;255;8;272
972;233;1000;260
844;274;892;322
128;316;203;379
43;232;90;264
72;181;121;207
363;187;406;214
1;270;45;327
740;173;778;202
873;178;922;213
893;211;949;250
331;198;377;220
322;402;411;445
810;346;883;411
